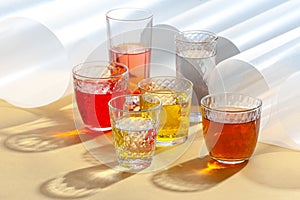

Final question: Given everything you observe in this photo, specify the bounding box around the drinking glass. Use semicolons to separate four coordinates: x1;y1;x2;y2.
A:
106;8;153;93
200;93;262;164
175;30;218;123
72;61;128;131
138;76;193;146
108;94;162;171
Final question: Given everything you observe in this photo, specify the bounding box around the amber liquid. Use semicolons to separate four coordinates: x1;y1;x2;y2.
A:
109;43;150;92
202;110;260;163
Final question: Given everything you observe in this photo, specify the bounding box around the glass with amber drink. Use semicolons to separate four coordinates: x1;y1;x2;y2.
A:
138;76;193;147
200;93;262;164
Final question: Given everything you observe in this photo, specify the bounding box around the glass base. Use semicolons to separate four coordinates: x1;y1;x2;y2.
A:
212;157;249;165
85;125;112;132
156;136;187;147
190;112;202;123
117;158;152;171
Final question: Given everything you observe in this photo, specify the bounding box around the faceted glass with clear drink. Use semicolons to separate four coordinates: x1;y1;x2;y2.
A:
106;8;153;93
138;76;193;146
108;94;162;171
73;61;128;132
176;30;218;123
201;93;262;164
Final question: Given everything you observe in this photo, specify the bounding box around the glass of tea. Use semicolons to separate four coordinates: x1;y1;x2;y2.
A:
108;94;162;171
200;93;262;164
72;61;128;132
138;76;193;147
106;8;153;93
175;30;218;123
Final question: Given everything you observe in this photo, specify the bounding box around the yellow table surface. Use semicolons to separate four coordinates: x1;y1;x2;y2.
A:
1;95;300;200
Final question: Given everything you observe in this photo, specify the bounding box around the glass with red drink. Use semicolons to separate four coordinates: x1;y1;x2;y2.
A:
106;8;153;93
72;61;128;132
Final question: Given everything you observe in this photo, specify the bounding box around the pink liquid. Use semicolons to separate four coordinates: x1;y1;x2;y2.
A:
109;43;150;92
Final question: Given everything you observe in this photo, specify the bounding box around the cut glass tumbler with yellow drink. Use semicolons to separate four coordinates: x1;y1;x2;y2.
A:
108;94;162;171
138;76;193;146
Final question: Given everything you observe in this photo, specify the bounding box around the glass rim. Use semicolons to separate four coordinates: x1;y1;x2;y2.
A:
108;94;162;113
175;30;218;44
137;76;193;93
106;7;153;22
200;92;263;113
72;60;128;80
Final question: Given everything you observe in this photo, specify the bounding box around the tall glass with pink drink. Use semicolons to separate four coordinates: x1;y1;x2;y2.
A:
106;8;153;93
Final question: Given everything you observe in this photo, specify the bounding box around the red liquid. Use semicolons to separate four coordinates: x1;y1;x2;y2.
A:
202;117;260;162
110;43;150;92
74;64;127;131
75;88;112;130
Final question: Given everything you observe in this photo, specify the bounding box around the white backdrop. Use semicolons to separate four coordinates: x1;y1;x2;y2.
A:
1;0;300;149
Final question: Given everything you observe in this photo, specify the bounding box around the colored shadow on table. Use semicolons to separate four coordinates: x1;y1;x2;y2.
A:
3;127;103;153
40;163;132;199
152;156;247;192
79;127;199;173
1;95;103;152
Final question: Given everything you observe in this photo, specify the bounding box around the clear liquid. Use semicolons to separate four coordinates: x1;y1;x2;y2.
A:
176;49;216;122
176;49;216;104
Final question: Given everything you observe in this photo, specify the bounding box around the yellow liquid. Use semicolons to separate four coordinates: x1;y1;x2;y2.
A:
113;117;156;161
153;90;191;144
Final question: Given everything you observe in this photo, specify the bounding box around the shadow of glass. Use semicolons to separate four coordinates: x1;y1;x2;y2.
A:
152;156;247;192
0;95;73;130
2;93;117;153
2;94;107;152
82;143;116;166
4;127;106;153
40;163;133;199
78;126;199;173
